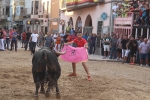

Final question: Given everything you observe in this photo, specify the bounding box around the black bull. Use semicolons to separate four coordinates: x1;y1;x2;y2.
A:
32;47;62;98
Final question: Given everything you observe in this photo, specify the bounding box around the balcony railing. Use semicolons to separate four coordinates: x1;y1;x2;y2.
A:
66;0;104;11
22;8;32;15
114;12;134;26
0;15;8;19
114;12;134;37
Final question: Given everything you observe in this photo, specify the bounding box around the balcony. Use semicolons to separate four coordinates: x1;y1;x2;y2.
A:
15;16;23;21
66;0;104;11
0;15;8;19
38;14;49;20
31;15;38;19
22;8;32;16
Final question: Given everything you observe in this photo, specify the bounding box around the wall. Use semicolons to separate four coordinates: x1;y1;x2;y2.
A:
60;3;111;33
50;0;59;32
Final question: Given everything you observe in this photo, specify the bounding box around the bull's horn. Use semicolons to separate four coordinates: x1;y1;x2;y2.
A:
56;50;66;55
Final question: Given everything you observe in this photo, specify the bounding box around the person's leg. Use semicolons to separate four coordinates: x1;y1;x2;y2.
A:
21;40;23;47
6;39;7;49
1;39;5;50
103;45;106;58
15;40;17;51
132;52;136;64
0;39;2;49
33;42;36;54
82;62;91;81
114;47;117;59
122;49;125;62
93;44;96;54
140;54;143;66
145;54;149;66
110;47;113;59
107;45;110;57
10;40;14;50
89;44;93;54
68;63;77;76
30;42;33;54
25;40;29;50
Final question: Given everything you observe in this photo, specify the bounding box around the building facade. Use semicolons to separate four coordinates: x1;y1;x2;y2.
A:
0;0;59;33
22;0;59;33
59;0;122;54
0;0;10;29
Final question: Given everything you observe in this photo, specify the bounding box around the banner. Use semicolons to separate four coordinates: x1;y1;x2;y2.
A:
60;45;88;63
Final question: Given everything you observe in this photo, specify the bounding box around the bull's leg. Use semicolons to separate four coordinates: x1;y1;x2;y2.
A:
35;82;40;97
56;80;60;99
40;81;45;94
45;82;51;97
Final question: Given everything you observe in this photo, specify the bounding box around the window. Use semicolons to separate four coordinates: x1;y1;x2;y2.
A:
3;8;4;15
31;1;33;14
43;2;45;14
47;1;49;14
34;1;39;14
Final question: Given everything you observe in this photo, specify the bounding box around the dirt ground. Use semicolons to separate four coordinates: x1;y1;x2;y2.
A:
0;49;150;100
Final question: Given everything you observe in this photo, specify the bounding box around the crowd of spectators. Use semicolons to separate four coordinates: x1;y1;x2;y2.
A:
112;0;150;26
101;33;150;67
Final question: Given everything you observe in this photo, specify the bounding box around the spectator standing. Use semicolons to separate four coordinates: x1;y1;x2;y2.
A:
145;4;149;26
137;37;143;64
38;32;44;48
63;32;69;43
60;31;65;49
117;35;122;60
25;30;32;51
5;30;10;50
139;38;150;67
121;35;128;63
55;34;61;51
10;29;18;52
82;32;88;41
45;32;54;50
70;28;75;35
110;34;118;59
21;31;26;48
139;2;146;25
0;28;4;51
87;34;92;53
9;28;13;47
53;33;58;48
90;34;97;55
30;30;39;54
2;29;6;49
112;2;119;18
103;34;111;59
126;37;138;65
66;33;72;44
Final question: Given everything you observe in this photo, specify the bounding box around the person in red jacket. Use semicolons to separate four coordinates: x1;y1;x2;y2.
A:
65;32;91;81
21;31;27;48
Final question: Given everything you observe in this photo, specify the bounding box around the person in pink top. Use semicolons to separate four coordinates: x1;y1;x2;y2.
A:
2;29;6;49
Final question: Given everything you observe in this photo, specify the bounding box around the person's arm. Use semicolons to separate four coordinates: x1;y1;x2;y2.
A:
84;43;88;49
29;34;32;42
126;41;130;49
50;37;54;48
138;43;142;54
132;41;137;47
66;41;74;45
